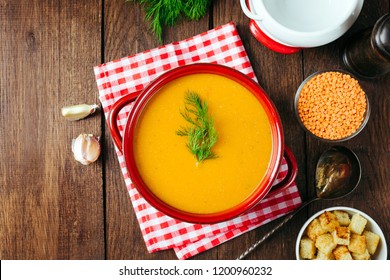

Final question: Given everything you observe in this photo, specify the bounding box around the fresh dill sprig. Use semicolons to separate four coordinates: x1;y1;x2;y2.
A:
127;0;213;42
176;91;218;163
183;0;211;20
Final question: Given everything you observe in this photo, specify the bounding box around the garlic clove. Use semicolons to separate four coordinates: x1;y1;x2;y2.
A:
61;104;99;121
72;134;101;165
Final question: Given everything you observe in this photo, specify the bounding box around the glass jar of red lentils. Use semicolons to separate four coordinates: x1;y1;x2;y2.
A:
294;70;370;142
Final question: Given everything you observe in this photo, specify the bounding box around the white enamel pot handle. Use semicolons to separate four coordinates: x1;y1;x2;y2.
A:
240;0;263;21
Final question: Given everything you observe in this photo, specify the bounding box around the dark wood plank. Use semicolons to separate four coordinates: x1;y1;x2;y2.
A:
0;0;104;259
103;0;148;260
3;0;388;261
302;0;390;255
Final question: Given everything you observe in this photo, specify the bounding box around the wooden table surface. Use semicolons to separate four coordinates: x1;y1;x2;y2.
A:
1;0;389;260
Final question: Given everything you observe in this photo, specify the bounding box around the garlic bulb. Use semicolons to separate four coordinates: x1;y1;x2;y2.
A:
72;134;101;165
61;104;99;121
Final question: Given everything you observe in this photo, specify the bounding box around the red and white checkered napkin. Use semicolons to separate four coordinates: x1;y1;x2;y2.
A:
94;22;302;259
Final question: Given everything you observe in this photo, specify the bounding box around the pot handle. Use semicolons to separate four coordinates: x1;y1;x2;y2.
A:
240;0;263;21
107;91;141;153
249;20;301;54
268;146;298;195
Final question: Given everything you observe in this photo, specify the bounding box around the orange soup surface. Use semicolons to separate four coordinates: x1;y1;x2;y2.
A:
133;73;273;214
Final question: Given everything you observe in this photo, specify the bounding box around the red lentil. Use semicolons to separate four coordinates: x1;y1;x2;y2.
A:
297;71;367;140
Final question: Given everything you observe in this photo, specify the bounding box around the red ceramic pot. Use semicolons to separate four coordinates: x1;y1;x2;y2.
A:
249;20;302;55
108;63;292;224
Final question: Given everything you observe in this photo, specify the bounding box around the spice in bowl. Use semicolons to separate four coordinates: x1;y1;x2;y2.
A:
295;71;369;141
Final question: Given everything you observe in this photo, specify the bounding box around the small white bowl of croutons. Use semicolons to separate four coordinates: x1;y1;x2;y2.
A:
296;206;387;260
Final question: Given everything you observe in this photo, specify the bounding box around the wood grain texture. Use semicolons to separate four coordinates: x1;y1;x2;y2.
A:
0;0;104;259
0;0;389;260
103;0;147;261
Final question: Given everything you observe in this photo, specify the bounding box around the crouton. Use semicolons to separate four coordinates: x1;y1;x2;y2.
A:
348;213;367;235
348;233;367;254
363;230;380;255
319;211;340;232
352;249;371;260
306;218;327;241
333;210;351;226
332;226;350;245
299;209;382;261
333;245;353;260
300;237;316;259
315;233;337;255
315;250;335;260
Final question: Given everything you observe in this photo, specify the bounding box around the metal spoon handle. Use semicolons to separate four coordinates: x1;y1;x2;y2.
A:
236;198;316;260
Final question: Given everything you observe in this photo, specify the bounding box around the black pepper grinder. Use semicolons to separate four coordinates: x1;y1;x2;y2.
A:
342;13;390;79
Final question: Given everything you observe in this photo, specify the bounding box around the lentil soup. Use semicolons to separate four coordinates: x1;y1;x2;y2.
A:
133;73;273;214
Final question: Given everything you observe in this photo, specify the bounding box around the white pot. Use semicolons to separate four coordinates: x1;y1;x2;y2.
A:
241;0;364;48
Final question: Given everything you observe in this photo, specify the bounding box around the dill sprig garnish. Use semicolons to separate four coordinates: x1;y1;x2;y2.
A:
177;91;218;163
127;0;213;42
